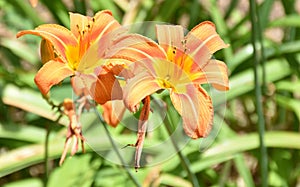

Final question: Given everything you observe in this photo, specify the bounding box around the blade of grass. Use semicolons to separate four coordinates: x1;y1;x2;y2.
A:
189;131;300;173
163;112;200;187
214;58;291;106
73;0;86;14
2;84;68;126
91;106;141;187
250;0;268;186
40;0;69;26
224;0;238;20
275;94;300;121
0;122;46;143
256;0;271;94
43;124;50;187
268;15;300;28
233;155;255;187
1;129;299;179
216;116;256;187
209;0;233;63
7;0;43;26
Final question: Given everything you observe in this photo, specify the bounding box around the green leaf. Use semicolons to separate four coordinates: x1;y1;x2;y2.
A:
159;173;192;187
214;59;291;106
276;80;300;92
2;84;68;126
0;38;39;65
269;15;300;28
47;154;101;187
0;122;46;143
3;178;43;187
276;94;300;120
188;131;300;174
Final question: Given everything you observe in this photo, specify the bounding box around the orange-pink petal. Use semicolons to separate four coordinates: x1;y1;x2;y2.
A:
92;70;123;105
17;24;77;61
40;39;56;64
156;24;185;53
103;34;166;63
71;75;91;96
188;21;229;54
69;12;91;38
193;60;229;91
34;60;74;95
102;100;126;127
90;10;121;43
170;84;213;139
185;34;211;70
123;71;161;113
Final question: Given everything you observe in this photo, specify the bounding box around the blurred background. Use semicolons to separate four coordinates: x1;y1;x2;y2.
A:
0;0;300;186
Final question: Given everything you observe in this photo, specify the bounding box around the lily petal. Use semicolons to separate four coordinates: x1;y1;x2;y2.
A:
188;21;229;54
92;70;123;105
123;71;161;112
90;10;121;43
102;100;126;127
34;60;74;95
77;26;128;74
170;84;213;139
17;24;77;61
40;39;56;64
185;33;211;70
69;12;91;38
156;24;185;53
71;75;92;96
193;60;229;91
103;34;166;64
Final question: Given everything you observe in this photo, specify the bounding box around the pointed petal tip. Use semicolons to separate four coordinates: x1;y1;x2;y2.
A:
171;85;214;139
34;60;74;96
16;30;30;38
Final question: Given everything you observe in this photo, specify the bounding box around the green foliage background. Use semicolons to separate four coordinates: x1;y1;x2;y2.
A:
0;0;300;186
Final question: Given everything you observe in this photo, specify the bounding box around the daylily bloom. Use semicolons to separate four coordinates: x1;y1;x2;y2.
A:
16;10;124;105
123;21;229;168
125;21;229;138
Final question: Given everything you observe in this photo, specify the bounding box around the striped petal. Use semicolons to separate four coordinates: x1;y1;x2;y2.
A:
17;24;77;61
90;10;121;43
123;71;161;113
170;84;213;139
34;60;74;95
69;12;91;38
103;34;166;63
102;100;126;127
188;21;229;54
92;70;123;105
193;60;229;91
185;33;211;70
156;24;185;53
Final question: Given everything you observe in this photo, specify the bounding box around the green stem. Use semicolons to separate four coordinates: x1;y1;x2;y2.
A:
43;124;50;187
93;107;141;187
249;1;268;187
255;5;267;94
163;112;200;187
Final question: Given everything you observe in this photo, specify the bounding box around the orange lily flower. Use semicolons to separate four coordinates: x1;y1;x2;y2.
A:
16;10;124;105
124;21;229;140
